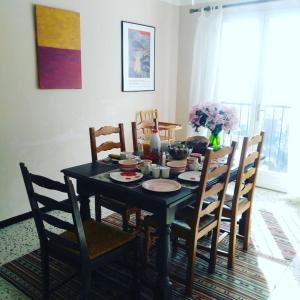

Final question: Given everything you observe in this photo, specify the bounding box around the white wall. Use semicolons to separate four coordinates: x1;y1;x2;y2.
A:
0;0;179;220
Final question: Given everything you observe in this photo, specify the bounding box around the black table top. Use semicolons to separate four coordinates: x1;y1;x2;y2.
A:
61;157;249;214
62;161;196;211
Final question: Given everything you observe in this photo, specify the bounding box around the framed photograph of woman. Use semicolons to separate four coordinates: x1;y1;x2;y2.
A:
121;21;155;92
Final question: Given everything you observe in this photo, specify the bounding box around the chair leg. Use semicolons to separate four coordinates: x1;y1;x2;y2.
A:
172;236;178;257
228;217;238;269
95;194;102;222
185;239;197;297
243;208;252;251
209;227;219;274
80;269;91;300
135;209;141;231
145;223;152;264
41;251;49;300
131;239;141;299
122;211;130;232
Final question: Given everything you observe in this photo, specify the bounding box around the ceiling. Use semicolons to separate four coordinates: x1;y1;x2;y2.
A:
160;0;209;6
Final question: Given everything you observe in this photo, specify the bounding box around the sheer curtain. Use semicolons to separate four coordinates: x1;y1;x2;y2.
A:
188;4;223;136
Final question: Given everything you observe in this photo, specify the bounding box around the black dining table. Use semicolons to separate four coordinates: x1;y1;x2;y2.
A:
61;159;244;300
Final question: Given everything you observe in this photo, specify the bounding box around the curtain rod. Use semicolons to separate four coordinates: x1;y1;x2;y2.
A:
190;0;279;14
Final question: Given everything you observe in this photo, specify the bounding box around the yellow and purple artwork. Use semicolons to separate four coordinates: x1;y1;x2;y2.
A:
35;5;82;89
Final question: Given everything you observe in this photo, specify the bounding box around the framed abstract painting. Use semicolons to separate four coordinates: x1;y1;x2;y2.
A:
121;21;155;92
35;5;82;89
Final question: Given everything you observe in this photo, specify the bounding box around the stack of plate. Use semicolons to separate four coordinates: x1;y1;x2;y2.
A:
167;160;187;174
119;159;138;172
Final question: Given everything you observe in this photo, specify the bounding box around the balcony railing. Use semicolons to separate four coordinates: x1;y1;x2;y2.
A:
222;102;291;173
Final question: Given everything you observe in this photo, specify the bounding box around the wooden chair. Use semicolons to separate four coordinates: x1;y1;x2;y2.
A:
137;109;181;142
144;142;237;296
139;108;159;122
221;131;264;269
89;124;141;231
19;163;140;300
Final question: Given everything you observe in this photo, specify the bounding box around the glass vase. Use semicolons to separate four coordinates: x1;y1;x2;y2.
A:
209;132;221;151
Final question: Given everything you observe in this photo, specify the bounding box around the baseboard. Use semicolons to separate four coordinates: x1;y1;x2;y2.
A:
0;211;36;229
0;211;34;229
0;200;68;229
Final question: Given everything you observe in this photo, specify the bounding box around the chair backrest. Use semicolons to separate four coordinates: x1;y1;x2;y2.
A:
192;142;237;234
137;109;159;137
137;109;179;142
89;123;126;162
131;120;156;153
231;131;264;212
139;109;158;123
19;163;89;261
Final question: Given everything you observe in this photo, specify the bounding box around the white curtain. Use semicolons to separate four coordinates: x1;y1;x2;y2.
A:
188;4;223;137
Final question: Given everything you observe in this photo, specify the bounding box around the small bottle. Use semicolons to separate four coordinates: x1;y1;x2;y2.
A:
137;142;144;157
150;118;161;162
161;152;166;167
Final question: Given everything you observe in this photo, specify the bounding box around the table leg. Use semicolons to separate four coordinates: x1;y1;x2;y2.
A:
154;223;172;300
76;182;91;221
78;195;91;221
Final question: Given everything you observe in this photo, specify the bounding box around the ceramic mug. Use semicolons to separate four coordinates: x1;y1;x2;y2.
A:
187;157;200;171
152;165;161;178
139;159;152;168
161;166;170;178
139;159;152;175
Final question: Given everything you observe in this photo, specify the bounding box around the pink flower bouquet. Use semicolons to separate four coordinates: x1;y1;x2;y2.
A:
189;102;238;135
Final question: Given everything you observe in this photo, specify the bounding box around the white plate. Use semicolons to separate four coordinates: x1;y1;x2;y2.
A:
142;179;181;192
178;171;201;182
109;171;143;183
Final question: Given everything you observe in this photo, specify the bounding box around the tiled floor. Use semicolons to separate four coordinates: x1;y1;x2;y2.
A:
0;190;300;299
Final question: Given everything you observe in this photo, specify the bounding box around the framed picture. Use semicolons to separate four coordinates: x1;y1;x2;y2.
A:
121;21;155;92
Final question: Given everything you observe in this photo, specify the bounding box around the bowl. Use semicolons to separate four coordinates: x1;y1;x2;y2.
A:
167;160;187;174
186;136;208;155
119;159;138;172
168;144;192;160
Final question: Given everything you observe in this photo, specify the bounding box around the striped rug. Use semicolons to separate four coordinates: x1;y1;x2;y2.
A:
0;212;292;300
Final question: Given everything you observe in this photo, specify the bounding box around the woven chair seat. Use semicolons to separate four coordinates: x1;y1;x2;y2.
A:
223;194;250;211
61;219;135;259
202;194;249;212
144;206;215;233
173;205;215;232
99;195;138;213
